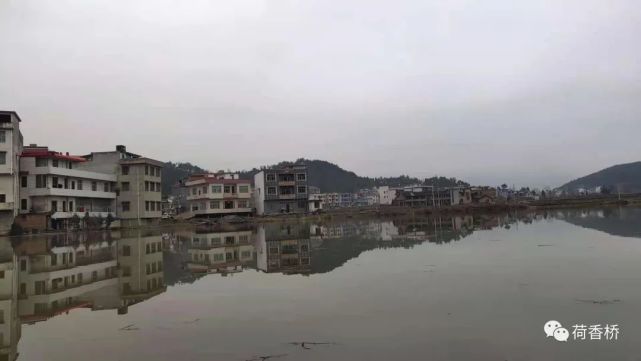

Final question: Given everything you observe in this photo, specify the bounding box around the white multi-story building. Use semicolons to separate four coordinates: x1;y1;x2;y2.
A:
78;145;164;227
185;173;252;217
376;186;397;205
19;145;117;229
0;111;23;235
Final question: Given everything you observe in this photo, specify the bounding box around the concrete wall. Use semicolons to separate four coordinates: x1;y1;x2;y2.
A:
0;113;23;235
254;171;266;215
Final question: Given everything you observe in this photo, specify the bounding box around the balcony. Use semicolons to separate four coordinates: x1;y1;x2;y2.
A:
278;181;295;186
279;194;296;200
27;166;116;182
51;211;115;219
29;187;116;199
0;202;14;211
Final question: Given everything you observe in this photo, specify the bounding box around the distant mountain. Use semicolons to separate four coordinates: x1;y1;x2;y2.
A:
238;159;469;193
161;158;468;196
559;161;641;193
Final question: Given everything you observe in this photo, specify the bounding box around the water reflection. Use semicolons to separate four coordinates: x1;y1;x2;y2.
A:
1;208;640;360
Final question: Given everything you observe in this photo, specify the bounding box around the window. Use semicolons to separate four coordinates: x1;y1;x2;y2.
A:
297;186;307;194
239;234;249;242
51;201;57;212
52;159;59;167
0;195;5;203
297;173;306;181
211;237;221;246
122;266;131;277
21;176;27;187
92;271;98;281
36;158;48;167
145;201;150;212
0;152;6;165
145;165;149;175
212;185;222;193
21;199;27;210
62;201;67;212
145;181;150;192
36;175;47;188
157;182;161;192
35;281;46;295
121;182;130;191
210;201;220;209
104;182;109;192
20;259;27;271
239;185;249;193
213;253;224;262
241;251;251;259
121;165;129;175
122;201;130;212
91;181;97;191
224;185;236;193
151;202;156;211
77;180;83;190
157;168;161;177
267;187;277;195
202;186;208;194
237;200;248;208
0;130;5;143
266;174;276;182
224;201;234;209
225;236;235;245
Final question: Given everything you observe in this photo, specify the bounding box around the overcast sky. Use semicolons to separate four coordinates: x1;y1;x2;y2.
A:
1;0;640;188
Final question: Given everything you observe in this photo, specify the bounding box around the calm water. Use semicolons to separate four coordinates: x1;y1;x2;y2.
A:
2;207;641;361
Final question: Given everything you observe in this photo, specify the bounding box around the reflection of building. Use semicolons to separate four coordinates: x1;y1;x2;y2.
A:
15;234;119;323
179;230;256;274
0;239;19;361
254;165;308;215
18;145;118;231
256;224;311;274
0;111;23;236
117;232;166;313
185;173;252;217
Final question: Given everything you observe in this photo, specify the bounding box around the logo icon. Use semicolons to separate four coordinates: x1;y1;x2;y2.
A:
553;327;570;342
544;320;563;338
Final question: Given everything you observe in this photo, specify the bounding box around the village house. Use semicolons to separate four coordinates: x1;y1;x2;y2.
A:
0;111;23;235
253;164;308;215
16;145;118;231
77;145;164;227
184;173;252;217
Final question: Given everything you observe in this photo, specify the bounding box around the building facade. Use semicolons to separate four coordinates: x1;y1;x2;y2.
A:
185;173;252;217
77;146;164;227
253;165;308;215
377;186;397;205
18;145;117;230
0;111;23;235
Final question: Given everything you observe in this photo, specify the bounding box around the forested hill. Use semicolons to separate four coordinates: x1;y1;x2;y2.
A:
162;158;469;195
161;162;208;195
238;159;469;193
559;161;641;193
